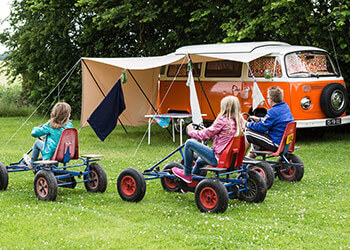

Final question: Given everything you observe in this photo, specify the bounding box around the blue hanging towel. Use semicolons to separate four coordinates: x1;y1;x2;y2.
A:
88;78;126;141
154;115;171;128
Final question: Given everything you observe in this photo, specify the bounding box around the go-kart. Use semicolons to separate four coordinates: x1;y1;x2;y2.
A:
0;128;107;201
249;121;304;182
117;134;267;213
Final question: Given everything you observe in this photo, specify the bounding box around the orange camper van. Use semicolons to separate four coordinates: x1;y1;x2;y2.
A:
156;42;350;129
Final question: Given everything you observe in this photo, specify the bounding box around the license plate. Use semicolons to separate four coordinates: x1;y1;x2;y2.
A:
326;118;341;126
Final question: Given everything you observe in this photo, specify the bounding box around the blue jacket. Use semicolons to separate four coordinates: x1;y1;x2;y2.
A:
247;101;293;145
31;121;73;160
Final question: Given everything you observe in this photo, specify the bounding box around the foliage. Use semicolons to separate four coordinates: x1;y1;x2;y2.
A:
0;0;350;116
76;0;227;57
0;0;82;115
0;84;35;116
0;117;349;248
217;0;350;82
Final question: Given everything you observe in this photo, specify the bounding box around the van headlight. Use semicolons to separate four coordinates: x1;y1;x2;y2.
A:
301;97;311;110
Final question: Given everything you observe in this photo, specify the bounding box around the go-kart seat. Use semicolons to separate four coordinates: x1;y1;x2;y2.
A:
203;134;246;172
33;128;79;165
252;122;296;157
51;128;79;163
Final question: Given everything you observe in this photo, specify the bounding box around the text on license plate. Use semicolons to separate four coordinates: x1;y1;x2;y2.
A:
326;118;341;126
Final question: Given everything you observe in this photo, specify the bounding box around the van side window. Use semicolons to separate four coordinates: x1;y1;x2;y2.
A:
205;60;242;77
249;57;282;78
167;63;201;77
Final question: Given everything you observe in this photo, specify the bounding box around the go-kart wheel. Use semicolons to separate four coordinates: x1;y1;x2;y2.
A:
84;163;107;193
117;168;146;202
195;179;228;213
161;162;183;192
276;153;304;182
247;161;274;189
238;169;267;203
0;162;8;191
34;170;58;201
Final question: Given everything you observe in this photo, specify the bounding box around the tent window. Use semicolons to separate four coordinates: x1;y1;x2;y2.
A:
167;63;201;77
205;60;242;77
160;66;166;75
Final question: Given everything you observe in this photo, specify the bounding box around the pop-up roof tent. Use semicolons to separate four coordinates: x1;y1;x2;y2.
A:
81;41;290;126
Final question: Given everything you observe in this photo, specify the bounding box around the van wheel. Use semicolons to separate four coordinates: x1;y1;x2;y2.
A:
320;83;348;118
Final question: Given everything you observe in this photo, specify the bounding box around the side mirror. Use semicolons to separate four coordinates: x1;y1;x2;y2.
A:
264;69;272;79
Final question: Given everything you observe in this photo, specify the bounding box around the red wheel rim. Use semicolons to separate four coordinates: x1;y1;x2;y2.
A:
164;177;177;189
36;177;48;198
280;164;296;178
199;187;217;210
252;167;266;180
121;176;136;196
88;170;99;189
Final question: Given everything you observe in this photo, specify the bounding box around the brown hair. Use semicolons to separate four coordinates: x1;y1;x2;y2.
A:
268;86;283;103
215;96;242;137
50;102;71;129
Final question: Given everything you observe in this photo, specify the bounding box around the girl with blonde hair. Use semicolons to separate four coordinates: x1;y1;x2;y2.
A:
23;102;73;168
173;96;242;183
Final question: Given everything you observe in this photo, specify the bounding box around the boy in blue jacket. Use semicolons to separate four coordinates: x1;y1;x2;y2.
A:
244;86;294;158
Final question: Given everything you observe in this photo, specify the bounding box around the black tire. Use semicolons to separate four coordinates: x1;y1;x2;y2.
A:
195;179;229;213
84;163;107;193
276;154;304;182
161;162;183;192
0;162;8;191
34;170;58;201
238;169;267;203
117;168;146;202
247;161;274;189
320;83;348;118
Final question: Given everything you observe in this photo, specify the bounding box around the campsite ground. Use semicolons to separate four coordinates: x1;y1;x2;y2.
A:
0;116;349;249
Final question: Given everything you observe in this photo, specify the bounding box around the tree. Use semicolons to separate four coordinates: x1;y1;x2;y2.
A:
218;0;350;83
0;0;82;113
1;0;349;117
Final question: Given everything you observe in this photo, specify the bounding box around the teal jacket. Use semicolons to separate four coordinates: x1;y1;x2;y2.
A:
31;121;73;160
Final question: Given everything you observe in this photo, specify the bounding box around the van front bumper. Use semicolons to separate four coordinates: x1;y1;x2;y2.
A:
296;115;350;128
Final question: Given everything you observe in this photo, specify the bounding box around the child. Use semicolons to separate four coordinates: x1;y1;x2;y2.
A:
172;96;242;183
23;102;73;168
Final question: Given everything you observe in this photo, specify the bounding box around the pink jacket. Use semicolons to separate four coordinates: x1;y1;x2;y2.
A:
188;116;236;159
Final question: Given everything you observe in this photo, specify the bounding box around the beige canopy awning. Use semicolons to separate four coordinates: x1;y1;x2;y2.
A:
81;42;288;127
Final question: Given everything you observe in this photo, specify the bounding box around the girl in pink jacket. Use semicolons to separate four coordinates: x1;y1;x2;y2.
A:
173;96;242;183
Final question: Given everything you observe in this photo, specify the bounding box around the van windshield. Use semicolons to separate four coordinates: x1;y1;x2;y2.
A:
285;51;339;78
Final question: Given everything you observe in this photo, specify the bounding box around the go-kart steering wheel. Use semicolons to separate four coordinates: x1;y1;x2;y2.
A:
186;123;203;136
241;112;252;122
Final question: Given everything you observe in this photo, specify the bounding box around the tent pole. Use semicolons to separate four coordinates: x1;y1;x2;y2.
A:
82;59;128;134
127;69;157;113
127;69;173;139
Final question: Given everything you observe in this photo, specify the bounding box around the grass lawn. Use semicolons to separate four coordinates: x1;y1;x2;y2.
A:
0;116;349;249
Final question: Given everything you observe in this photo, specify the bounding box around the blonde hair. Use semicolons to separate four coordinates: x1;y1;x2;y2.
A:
50;102;71;129
215;96;242;137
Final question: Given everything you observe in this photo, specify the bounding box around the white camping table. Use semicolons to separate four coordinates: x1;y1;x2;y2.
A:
145;113;206;145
